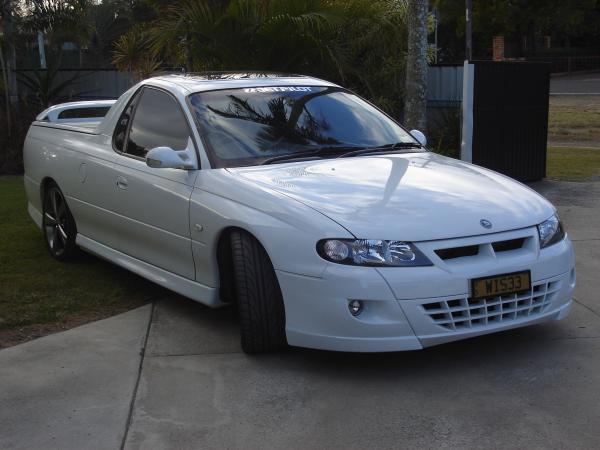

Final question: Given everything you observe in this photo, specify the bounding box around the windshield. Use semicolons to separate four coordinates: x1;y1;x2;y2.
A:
188;86;422;168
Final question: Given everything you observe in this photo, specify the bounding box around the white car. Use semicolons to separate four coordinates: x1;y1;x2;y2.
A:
23;73;575;353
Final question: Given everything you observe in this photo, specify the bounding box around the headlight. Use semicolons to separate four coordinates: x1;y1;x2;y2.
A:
317;239;433;267
538;214;565;248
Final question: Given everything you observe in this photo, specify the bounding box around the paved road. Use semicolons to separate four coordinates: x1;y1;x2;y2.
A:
1;181;600;450
551;72;600;94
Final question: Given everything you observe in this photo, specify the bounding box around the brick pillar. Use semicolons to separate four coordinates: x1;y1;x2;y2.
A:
493;36;505;61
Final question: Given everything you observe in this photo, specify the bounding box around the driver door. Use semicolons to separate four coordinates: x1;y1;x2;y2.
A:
111;86;198;279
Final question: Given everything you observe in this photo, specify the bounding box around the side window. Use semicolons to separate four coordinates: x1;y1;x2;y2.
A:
113;93;140;153
126;88;191;158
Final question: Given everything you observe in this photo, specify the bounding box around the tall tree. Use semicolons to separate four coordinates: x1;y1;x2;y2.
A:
1;0;17;105
1;0;17;135
403;0;428;131
0;34;11;133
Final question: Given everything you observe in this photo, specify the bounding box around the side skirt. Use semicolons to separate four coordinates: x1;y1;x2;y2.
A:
28;202;43;229
76;234;224;308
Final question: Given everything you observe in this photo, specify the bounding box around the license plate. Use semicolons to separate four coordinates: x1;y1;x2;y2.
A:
471;271;531;299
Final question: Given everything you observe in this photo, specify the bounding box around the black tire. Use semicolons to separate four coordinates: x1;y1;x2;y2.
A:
230;230;287;353
42;184;78;261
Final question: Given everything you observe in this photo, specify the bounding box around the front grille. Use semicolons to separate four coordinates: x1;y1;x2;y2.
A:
492;238;525;253
421;281;561;331
432;236;529;263
435;245;479;260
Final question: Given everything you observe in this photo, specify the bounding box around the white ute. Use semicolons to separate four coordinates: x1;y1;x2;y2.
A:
23;73;575;353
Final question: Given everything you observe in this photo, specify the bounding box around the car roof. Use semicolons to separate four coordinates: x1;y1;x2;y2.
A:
146;72;339;95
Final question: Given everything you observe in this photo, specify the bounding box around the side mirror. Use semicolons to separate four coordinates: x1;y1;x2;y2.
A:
410;129;427;147
146;138;197;170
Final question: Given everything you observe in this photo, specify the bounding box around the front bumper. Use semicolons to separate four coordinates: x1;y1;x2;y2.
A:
278;229;575;352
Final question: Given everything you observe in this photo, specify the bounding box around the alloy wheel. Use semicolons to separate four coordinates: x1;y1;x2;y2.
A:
43;188;70;257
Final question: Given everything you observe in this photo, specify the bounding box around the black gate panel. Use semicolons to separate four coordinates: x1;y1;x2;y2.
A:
471;61;550;181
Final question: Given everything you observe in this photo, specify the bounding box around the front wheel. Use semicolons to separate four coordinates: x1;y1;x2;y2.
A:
42;184;78;261
230;230;287;353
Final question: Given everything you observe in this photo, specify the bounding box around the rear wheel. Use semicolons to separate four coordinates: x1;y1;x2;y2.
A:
230;230;287;353
42;184;78;261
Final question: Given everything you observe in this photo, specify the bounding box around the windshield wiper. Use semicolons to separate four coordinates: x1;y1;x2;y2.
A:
336;142;423;158
260;145;362;165
260;142;423;165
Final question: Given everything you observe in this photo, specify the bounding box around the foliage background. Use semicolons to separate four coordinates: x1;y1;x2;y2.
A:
432;0;600;62
112;0;411;118
1;0;419;174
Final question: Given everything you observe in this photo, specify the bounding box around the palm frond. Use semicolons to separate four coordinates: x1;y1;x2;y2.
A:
112;0;410;117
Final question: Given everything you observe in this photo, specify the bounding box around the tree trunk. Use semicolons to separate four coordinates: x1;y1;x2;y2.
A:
0;39;11;135
404;0;428;132
2;0;18;106
1;0;13;134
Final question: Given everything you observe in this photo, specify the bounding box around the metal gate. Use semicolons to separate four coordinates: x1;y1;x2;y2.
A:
462;61;550;181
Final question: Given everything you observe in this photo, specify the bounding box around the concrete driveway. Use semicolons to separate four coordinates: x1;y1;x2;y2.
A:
1;180;600;450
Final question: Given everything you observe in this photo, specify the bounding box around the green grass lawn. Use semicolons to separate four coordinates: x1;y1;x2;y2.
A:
547;147;600;181
548;96;600;145
548;110;600;142
546;95;600;180
0;176;157;341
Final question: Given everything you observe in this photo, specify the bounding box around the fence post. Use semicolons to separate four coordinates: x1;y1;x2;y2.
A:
460;61;474;162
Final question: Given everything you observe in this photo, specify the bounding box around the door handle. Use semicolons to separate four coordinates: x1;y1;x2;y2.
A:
116;176;128;190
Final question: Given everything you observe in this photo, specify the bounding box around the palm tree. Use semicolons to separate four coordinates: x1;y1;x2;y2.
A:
113;0;410;118
21;0;92;50
112;26;161;80
17;57;89;107
85;0;135;68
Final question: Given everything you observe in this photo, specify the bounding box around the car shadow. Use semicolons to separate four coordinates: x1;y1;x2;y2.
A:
150;293;575;377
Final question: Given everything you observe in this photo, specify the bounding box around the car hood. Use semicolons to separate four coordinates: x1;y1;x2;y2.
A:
227;153;554;241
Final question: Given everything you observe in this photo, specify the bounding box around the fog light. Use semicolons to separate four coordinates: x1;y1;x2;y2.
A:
348;300;363;316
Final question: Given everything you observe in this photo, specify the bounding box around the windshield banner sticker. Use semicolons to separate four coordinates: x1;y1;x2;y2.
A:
243;87;313;93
